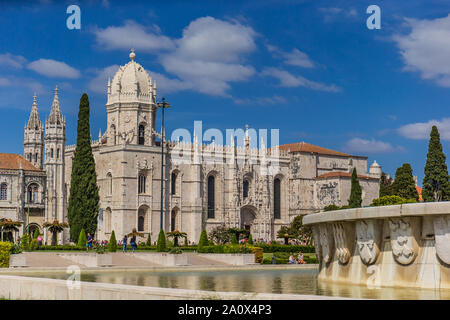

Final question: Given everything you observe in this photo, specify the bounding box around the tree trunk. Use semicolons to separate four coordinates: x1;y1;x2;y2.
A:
52;233;57;246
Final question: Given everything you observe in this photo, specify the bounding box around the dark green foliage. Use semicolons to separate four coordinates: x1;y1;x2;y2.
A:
146;234;152;246
247;234;253;245
371;195;417;207
156;229;167;252
197;244;253;254
379;172;393;197
254;243;315;253
324;204;340;211
348;168;362;208
391;164;419;201
77;229;87;247
33;229;39;239
107;230;117;252
0;242;12;268
67;94;100;242
36;245;84;251
20;233;31;251
231;233;238;245
276;226;295;244
198;229;209;247
423;126;450;202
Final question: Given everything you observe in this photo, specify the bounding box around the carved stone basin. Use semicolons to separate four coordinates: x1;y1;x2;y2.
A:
303;202;450;289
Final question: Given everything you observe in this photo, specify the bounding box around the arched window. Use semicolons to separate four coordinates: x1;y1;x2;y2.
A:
138;173;146;194
207;175;215;219
243;180;249;198
138;124;145;145
0;183;7;200
50;148;54;158
28;153;32;162
171;172;177;195
27;184;39;203
34;153;38;163
57;148;60;159
106;173;112;195
105;208;112;233
171;209;177;231
274;178;281;219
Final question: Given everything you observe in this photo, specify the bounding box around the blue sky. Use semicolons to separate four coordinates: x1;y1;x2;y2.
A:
1;0;450;184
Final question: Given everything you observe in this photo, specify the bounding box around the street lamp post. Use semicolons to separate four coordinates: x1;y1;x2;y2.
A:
157;97;171;231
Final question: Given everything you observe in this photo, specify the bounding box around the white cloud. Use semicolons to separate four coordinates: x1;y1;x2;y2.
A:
318;7;358;23
147;71;192;94
344;138;399;154
267;45;314;68
27;59;81;79
393;14;450;87
0;77;11;86
87;65;119;94
261;67;340;92
397;118;450;140
233;95;287;105
92;20;175;52
158;16;257;96
0;53;27;69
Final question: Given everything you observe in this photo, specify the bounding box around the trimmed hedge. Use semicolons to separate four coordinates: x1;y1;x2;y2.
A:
36;245;84;251
252;246;263;264
0;242;13;268
254;243;315;253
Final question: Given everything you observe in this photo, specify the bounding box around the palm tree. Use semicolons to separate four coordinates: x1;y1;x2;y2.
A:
0;219;22;242
43;220;69;245
127;228;145;238
166;230;187;247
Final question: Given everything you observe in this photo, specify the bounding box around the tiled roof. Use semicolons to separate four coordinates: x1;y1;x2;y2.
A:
0;153;40;171
316;171;378;180
278;142;353;157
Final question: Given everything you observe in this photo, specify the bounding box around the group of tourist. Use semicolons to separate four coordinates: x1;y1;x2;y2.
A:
121;234;137;253
288;252;306;264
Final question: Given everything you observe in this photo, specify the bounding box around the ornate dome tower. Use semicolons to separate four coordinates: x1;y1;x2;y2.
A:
106;49;157;146
24;94;44;169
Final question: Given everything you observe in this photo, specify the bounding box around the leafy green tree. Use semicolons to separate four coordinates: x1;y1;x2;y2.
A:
391;164;419;201
247;234;253;245
77;228;87;247
198;229;209;247
209;225;231;244
146;234;152;246
20;232;31;251
33;229;40;239
371;195;416;207
379;172;393;197
156;230;167;252
43;220;69;246
348;168;362;208
276;226;296;245
231;233;238;245
423;125;450;201
107;230;117;252
68;94;100;242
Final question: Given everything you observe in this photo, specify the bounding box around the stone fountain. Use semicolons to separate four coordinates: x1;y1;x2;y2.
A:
303;202;450;289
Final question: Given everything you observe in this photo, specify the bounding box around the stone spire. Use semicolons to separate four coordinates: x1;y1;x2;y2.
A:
27;94;42;130
48;86;64;125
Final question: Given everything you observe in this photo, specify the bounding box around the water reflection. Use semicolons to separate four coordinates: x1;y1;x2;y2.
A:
10;268;450;300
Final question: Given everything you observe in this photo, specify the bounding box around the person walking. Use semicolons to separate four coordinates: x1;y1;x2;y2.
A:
86;233;93;252
122;234;128;253
130;235;136;253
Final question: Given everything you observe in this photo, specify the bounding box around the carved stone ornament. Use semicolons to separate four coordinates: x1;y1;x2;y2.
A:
356;220;382;265
332;222;352;264
389;217;419;265
433;215;450;264
318;224;334;263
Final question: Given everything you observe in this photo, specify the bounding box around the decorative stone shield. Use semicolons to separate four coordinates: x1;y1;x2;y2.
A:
356;220;382;265
318;224;334;264
331;222;353;264
433;215;450;264
389;217;419;265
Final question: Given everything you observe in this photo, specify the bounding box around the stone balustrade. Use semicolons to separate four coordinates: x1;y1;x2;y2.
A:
303;202;450;289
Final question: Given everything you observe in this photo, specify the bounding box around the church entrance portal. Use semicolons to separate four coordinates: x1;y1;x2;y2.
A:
240;206;257;236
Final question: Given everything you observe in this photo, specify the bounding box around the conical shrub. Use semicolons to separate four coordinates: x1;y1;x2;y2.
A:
77;228;87;247
156;230;167;252
108;230;117;252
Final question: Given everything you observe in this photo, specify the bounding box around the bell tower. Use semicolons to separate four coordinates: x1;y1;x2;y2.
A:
44;86;67;244
24;94;44;169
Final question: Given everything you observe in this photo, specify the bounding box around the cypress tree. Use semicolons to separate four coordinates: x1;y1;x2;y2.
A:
379;172;393;197
348;168;362;208
68;94;100;242
77;229;87;247
198;229;209;247
231;233;238;245
391;164;419;201
423;125;450;201
248;234;253;245
107;230;117;252
156;230;167;252
146;234;152;246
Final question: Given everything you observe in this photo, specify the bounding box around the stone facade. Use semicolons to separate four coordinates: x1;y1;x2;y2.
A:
0;51;381;245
